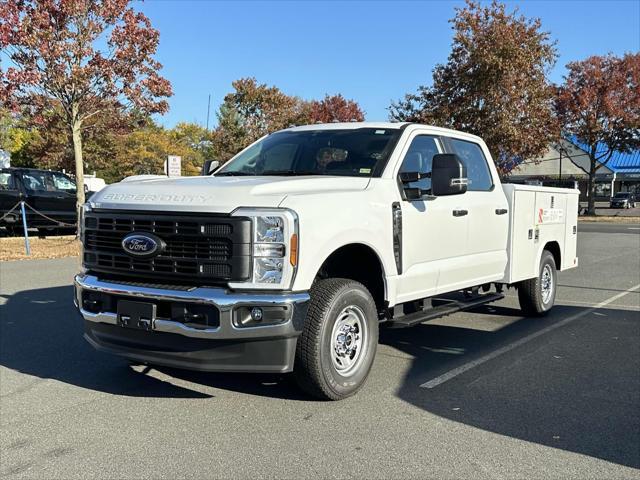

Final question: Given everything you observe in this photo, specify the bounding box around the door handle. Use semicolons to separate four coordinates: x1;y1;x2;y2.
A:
452;209;468;217
495;208;508;215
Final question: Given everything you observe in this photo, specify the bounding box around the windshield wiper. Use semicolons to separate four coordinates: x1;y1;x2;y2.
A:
214;171;254;176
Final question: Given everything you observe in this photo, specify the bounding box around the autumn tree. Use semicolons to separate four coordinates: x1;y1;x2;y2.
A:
211;77;309;160
105;120;208;181
555;53;640;215
211;79;366;161
308;94;365;124
5;103;135;178
0;0;172;208
6;109;72;170
212;102;249;162
110;122;170;179
0;108;35;159
389;0;558;174
170;121;216;170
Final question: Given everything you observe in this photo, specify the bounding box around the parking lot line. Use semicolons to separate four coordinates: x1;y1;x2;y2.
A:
420;282;640;389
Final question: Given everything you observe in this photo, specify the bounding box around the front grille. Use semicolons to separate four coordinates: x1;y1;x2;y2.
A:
83;211;251;284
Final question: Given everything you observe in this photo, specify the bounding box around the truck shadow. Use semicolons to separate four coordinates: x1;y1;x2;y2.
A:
0;285;303;400
2;285;638;467
380;303;640;469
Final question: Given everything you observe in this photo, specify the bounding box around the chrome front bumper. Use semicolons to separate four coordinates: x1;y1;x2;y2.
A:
74;274;310;340
74;274;310;372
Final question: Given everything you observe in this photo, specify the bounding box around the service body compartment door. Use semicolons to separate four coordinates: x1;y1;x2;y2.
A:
534;191;567;272
505;188;537;283
563;194;579;270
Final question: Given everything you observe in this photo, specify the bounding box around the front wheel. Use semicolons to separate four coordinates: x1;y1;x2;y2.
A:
294;278;378;400
518;250;557;316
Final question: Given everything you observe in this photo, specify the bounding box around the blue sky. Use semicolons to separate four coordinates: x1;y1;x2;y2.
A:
138;0;640;128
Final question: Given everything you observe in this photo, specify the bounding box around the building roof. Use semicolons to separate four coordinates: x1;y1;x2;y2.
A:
559;139;613;175
508;139;599;179
567;135;640;174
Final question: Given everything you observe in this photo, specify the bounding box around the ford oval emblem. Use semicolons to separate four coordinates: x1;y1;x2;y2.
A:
121;232;164;258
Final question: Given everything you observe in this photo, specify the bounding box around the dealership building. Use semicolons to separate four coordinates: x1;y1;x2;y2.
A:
508;138;640;201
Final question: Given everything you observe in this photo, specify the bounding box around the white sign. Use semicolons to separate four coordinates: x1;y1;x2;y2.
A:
165;155;182;177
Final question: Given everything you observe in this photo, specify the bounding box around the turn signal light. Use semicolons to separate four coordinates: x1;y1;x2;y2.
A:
290;233;298;266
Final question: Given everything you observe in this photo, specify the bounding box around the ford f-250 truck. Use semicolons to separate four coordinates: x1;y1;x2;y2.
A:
74;122;579;400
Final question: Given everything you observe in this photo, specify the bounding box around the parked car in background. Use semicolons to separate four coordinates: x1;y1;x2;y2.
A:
0;167;77;235
84;174;107;194
610;192;637;209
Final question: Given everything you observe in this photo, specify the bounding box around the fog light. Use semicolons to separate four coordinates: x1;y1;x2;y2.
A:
250;307;264;322
82;297;102;313
233;305;289;328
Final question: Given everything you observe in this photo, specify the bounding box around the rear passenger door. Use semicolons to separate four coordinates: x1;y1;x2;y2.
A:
446;137;509;285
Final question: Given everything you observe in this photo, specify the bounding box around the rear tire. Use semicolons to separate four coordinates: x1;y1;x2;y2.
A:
294;278;378;400
518;250;557;316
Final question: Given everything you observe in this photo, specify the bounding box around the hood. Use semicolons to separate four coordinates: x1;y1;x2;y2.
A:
89;175;370;213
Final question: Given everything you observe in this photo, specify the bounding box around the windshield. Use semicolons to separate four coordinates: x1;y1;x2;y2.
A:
216;128;402;177
614;193;631;198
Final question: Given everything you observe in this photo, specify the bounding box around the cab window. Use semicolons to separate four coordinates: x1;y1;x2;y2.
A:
398;135;441;193
22;172;47;191
0;171;16;190
21;171;76;194
52;172;77;193
449;138;493;191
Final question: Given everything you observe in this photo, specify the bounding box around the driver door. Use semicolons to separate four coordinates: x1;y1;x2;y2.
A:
394;133;469;304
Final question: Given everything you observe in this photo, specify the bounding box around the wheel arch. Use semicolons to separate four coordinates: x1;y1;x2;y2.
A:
313;243;387;311
542;241;561;269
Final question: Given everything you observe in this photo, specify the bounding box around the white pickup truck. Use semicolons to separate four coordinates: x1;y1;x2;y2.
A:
75;122;578;400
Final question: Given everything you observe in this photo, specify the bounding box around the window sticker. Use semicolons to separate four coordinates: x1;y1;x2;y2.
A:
375;130;386;134
359;168;372;174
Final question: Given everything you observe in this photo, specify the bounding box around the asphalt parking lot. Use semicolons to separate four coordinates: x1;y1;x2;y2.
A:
1;223;639;479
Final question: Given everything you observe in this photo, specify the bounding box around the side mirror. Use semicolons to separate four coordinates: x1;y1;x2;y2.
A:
399;171;431;201
201;160;220;176
431;154;468;196
399;171;430;184
403;187;423;201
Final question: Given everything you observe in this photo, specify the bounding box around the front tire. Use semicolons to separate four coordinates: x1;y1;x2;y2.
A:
518;250;557;316
294;278;378;400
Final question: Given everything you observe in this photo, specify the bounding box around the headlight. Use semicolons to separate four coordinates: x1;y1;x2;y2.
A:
229;208;299;290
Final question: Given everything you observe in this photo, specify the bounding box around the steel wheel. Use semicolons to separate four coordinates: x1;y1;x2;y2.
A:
294;278;378;400
541;263;554;305
518;250;557;316
330;305;368;377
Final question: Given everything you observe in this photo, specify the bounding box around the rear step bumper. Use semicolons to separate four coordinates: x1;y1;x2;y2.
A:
387;292;504;328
